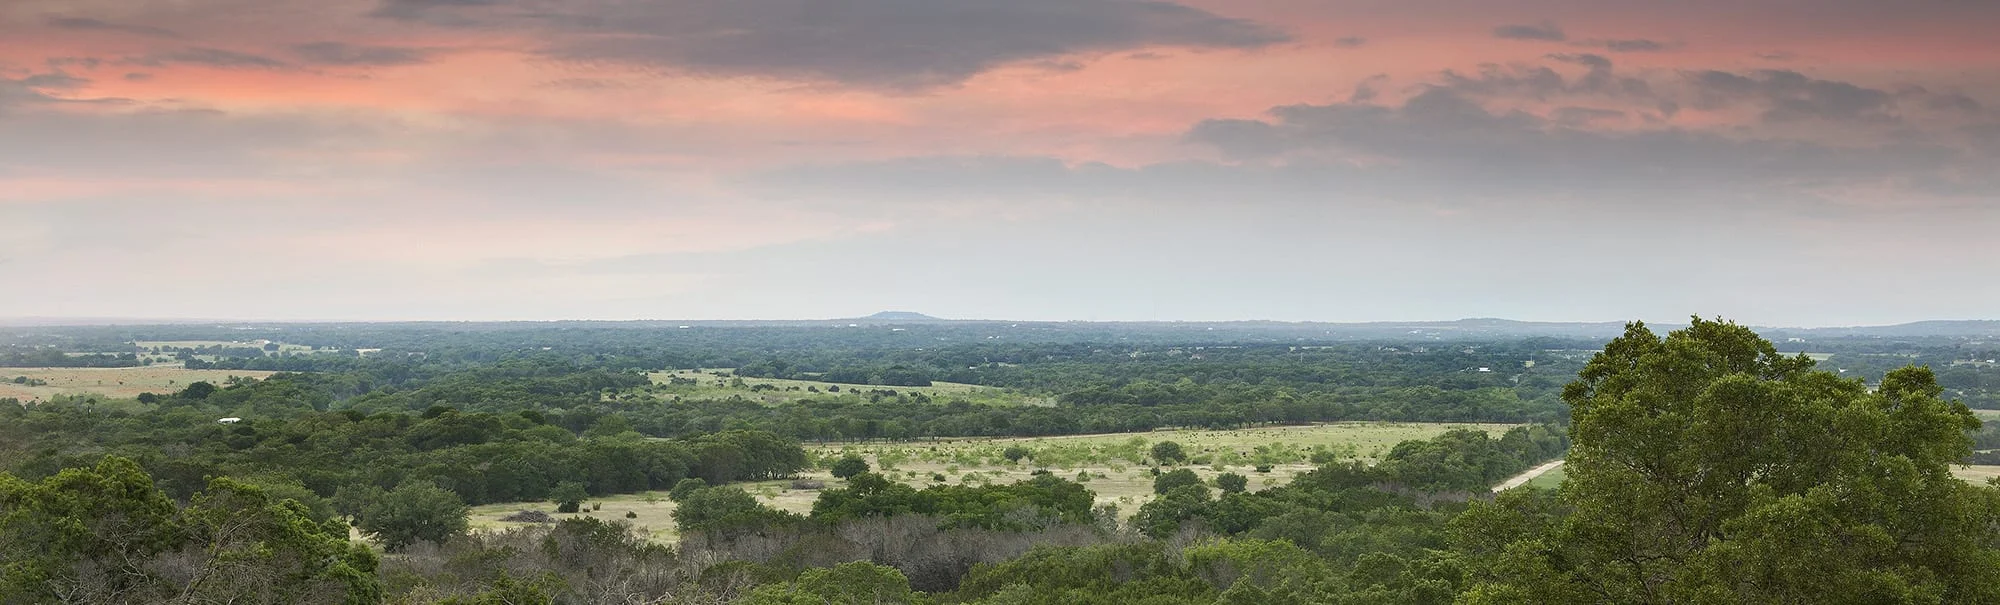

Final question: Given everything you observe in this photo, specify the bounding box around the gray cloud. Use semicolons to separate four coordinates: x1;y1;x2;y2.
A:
1492;21;1566;41
20;72;88;91
0;78;59;111
0;72;125;112
1550;106;1625;126
1333;36;1368;48
1426;54;1960;133
369;0;503;22
1690;69;1897;123
1437;54;1654;102
370;0;1288;88
44;16;181;39
1575;38;1675;52
1183;74;1985;202
291;42;433;66
135;48;292;70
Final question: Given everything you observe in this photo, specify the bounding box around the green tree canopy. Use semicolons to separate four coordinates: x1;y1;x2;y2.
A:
1154;468;1205;495
358;479;469;551
0;457;379;603
830;454;871;479
1457;318;2000;603
550;481;588;514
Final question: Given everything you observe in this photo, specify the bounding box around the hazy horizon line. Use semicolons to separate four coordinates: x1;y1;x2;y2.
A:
3;314;1994;330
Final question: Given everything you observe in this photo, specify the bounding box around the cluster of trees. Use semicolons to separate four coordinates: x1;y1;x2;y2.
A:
1374;425;1567;491
1453;319;2000;602
0;457;381;603
0;349;140;367
1125;425;1565;542
601;386;1552;442
1;382;807;508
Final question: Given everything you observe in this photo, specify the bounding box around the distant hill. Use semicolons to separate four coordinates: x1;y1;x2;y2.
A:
860;312;944;320
1763;320;2000;338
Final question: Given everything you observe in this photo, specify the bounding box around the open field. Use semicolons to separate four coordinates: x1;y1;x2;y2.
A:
1954;465;2000;483
0;366;275;401
643;369;1046;406
473;422;1524;543
1494;460;1564;491
808;422;1518;517
467;477;828;543
1523;464;1567;489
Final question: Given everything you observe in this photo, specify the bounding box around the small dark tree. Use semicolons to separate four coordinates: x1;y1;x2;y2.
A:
1002;446;1031;463
1151;441;1186;465
179;381;217;400
830;455;871;479
357;480;467;551
550;481;588;514
668;478;708;502
1153;468;1204;495
1216;472;1249;494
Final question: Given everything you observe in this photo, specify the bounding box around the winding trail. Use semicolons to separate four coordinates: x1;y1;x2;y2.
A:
1492;459;1565;492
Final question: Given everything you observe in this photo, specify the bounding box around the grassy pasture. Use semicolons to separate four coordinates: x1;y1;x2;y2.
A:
1953;465;2000;483
468;422;1526;544
0;366;275;401
642;369;1045;406
1523;464;1566;489
467;478;831;543
808;422;1516;517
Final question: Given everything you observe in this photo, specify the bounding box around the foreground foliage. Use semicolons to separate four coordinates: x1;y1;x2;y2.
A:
1457;319;2000;603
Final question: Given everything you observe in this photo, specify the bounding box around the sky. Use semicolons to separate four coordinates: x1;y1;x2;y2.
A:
3;0;1997;326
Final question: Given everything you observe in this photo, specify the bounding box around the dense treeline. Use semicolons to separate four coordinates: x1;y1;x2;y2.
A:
0;424;1562;603
0;381;806;508
0;348;142;367
604;387;1553;441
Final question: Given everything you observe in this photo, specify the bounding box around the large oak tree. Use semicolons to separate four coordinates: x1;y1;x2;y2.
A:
1457;318;2000;603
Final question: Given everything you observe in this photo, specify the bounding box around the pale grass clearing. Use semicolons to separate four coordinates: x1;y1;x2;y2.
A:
1522;464;1567;489
466;477;834;543
811;422;1520;521
469;422;1521;543
0;365;275;401
1953;465;2000;484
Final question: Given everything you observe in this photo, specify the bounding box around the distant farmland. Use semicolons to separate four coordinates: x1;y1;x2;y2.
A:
0;366;275;401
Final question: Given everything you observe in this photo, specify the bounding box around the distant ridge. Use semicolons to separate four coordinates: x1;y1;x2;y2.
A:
858;311;943;322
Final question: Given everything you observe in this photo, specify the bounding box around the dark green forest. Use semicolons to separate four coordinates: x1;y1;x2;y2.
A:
3;318;1998;603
